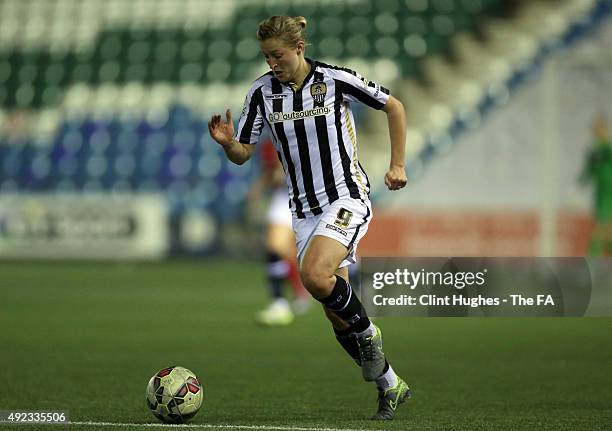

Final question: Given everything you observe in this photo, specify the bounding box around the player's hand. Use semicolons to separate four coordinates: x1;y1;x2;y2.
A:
208;109;235;147
384;165;407;191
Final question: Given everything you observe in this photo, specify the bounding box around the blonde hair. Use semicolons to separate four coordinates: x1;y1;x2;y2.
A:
256;16;307;48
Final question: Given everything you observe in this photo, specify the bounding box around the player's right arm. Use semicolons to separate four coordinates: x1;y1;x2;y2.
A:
208;109;256;165
209;82;266;165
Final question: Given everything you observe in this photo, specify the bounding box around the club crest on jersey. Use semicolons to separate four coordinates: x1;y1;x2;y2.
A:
310;82;327;104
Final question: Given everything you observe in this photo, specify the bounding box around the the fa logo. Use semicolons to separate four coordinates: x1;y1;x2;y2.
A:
310;82;327;104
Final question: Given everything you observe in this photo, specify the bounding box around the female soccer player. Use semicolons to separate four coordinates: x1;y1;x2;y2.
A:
208;15;410;420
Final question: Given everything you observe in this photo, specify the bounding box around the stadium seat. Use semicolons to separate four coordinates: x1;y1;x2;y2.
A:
0;0;512;222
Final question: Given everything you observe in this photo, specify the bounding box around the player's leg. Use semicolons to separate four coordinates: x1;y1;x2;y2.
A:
256;222;295;326
287;250;306;296
272;187;310;312
257;187;305;325
297;198;411;420
300;234;380;359
282;234;311;315
300;235;377;366
322;265;350;331
299;235;349;297
271;222;311;315
322;267;362;366
300;234;374;333
301;234;410;419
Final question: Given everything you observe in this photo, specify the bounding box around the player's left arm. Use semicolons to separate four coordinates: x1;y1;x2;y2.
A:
334;69;407;191
381;95;407;191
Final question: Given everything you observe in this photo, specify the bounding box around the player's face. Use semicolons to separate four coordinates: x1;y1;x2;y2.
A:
260;38;303;83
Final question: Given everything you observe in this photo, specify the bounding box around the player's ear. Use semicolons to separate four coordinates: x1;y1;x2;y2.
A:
296;41;305;56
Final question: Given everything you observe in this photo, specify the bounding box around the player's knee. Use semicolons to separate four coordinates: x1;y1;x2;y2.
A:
300;265;332;299
299;266;322;293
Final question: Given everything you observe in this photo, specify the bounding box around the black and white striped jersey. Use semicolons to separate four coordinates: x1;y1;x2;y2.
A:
236;59;390;219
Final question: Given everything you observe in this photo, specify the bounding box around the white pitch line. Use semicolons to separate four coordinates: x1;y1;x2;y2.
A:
66;421;377;431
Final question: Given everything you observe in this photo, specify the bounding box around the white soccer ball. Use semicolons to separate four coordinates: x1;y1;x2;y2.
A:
146;366;203;423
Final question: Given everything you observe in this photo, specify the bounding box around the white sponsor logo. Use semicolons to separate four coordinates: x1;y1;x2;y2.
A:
325;223;348;237
265;94;289;99
268;107;331;123
360;75;380;97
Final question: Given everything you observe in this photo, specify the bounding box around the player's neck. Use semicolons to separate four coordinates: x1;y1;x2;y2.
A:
289;59;311;91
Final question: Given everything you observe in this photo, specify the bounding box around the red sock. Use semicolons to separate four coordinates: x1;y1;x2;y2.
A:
288;259;307;298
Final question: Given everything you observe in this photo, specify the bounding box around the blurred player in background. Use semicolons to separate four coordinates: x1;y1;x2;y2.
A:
209;16;410;420
580;115;612;255
249;138;310;326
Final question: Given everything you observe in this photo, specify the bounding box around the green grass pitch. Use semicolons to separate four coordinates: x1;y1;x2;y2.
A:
1;260;611;431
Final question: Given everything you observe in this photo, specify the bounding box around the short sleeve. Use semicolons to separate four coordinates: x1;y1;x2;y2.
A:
236;84;265;145
334;69;390;110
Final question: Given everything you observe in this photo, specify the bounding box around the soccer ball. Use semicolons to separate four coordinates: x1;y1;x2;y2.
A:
146;366;203;423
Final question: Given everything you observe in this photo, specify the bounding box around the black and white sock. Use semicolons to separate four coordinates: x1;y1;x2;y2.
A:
266;251;289;299
375;362;398;391
320;276;371;333
333;326;361;366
